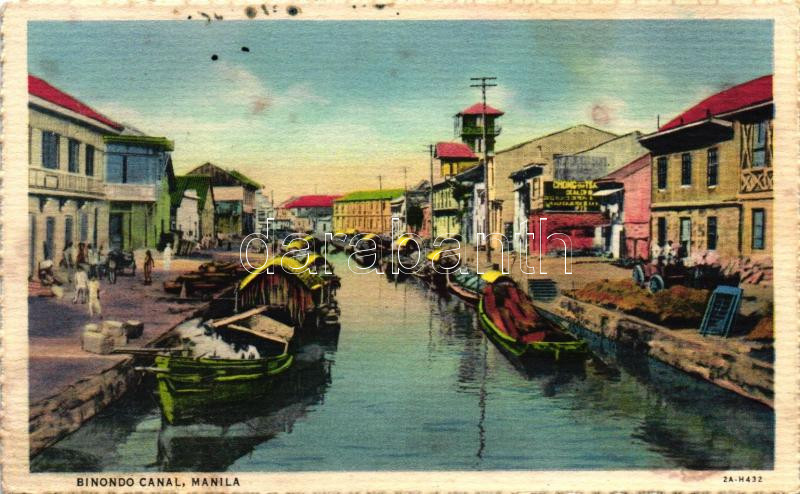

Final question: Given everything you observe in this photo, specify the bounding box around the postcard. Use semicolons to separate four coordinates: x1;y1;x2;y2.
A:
1;2;798;492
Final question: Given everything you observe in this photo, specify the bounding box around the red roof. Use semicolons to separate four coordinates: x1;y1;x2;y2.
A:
284;195;341;209
435;142;478;160
28;75;123;131
598;153;650;182
660;75;772;131
458;103;504;117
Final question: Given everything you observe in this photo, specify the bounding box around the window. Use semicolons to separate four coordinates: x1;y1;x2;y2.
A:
531;178;541;198
752;209;765;250
68;139;80;173
681;153;692;186
122;156;128;183
85;145;95;176
657;217;666;246
657;157;667;189
707;148;718;187
41;131;60;169
753;121;768;168
707;216;717;250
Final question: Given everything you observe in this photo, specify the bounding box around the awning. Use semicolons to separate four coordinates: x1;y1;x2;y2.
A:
238;256;326;291
593;188;623;197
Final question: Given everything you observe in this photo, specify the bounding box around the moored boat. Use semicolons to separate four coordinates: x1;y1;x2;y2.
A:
446;269;502;305
150;311;296;425
478;278;588;364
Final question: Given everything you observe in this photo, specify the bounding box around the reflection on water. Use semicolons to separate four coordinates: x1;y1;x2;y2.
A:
31;253;773;472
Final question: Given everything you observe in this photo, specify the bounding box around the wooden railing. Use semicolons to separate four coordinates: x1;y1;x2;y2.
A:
29;168;104;197
740;167;773;193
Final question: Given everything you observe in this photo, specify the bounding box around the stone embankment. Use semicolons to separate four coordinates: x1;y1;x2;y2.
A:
538;296;774;408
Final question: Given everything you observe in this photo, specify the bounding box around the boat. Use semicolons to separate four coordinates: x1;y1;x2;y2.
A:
150;309;296;425
446;268;499;305
281;234;316;254
477;278;588;364
236;256;341;331
415;247;460;289
352;233;387;267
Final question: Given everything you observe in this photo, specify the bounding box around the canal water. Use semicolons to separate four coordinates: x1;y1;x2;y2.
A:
32;253;773;472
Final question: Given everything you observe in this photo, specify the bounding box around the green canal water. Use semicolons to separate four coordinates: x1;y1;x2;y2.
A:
32;253;773;472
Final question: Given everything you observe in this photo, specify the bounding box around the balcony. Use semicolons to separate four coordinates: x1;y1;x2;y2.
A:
740;167;773;193
104;182;158;202
29;168;105;198
459;125;502;137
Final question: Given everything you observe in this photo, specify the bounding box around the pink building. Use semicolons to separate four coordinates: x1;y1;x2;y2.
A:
594;154;651;259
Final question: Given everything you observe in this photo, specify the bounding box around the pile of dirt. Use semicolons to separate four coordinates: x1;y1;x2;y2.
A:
568;279;709;327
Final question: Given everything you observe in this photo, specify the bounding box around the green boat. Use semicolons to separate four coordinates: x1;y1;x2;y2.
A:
477;279;588;364
151;308;296;424
154;352;293;425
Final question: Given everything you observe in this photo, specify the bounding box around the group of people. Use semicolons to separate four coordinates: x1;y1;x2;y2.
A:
36;242;176;318
650;240;689;265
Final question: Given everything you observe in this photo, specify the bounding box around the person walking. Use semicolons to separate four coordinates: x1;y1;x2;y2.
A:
87;244;98;278
163;242;173;272
72;265;88;304
62;241;74;284
87;275;101;317
143;250;154;285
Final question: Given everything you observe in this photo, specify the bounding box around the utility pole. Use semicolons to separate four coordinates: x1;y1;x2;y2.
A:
402;166;408;231
378;175;384;232
428;144;435;240
470;76;497;262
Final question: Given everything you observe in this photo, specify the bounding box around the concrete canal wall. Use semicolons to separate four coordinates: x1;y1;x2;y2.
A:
538;296;774;408
29;304;209;457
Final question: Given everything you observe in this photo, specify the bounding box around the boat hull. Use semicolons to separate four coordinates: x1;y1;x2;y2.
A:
477;298;588;363
154;353;294;425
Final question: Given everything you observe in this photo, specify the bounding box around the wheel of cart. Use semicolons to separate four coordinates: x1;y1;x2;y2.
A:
632;264;646;286
647;274;665;293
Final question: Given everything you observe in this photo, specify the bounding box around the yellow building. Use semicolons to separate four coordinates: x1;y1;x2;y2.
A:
28;75;122;276
639;75;773;262
333;188;405;234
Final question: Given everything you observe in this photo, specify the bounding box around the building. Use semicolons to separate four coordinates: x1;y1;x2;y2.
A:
254;190;274;235
171;175;216;242
639;75;773;262
173;189;199;241
452;164;486;245
104;134;175;250
432;181;461;239
390;181;430;236
431;141;479;240
553;132;647;180
509;164;543;252
28;75;123;275
273;197;295;234
283;195;340;234
333;188;405;234
187;162;262;237
593;154;651;259
495;125;618;251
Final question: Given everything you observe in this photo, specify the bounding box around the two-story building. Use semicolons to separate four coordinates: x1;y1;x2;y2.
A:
639;75;773;262
390;180;430;238
593;154;652;259
171;175;216;242
28;75;123;275
431;142;479;240
104;134;175;250
333;188;405;234
186;162;262;237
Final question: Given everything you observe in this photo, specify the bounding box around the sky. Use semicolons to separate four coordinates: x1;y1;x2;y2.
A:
28;20;773;202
